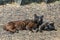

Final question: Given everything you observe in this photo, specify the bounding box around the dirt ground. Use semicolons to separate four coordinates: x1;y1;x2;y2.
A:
0;1;60;40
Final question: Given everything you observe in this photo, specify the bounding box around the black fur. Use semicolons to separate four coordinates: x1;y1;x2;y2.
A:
39;22;57;32
26;14;44;32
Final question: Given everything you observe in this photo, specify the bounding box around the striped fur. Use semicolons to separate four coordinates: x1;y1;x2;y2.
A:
3;14;44;33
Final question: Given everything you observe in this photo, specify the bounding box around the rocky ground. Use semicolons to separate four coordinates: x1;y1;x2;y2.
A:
0;1;60;40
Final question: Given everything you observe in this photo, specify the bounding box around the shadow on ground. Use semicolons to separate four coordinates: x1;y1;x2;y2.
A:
21;0;59;5
0;0;59;5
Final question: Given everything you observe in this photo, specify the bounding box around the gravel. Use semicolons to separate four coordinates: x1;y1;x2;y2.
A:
0;1;60;40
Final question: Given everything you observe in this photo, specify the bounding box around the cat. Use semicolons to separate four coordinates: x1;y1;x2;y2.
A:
26;14;44;32
38;21;57;32
3;14;44;33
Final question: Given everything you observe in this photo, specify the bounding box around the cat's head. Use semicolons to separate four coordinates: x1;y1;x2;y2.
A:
34;14;44;25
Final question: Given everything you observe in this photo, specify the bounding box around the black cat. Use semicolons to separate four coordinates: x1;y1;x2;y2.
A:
39;21;57;32
26;14;44;32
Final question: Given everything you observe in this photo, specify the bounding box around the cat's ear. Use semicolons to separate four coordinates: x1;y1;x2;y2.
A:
49;21;54;25
34;14;37;17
